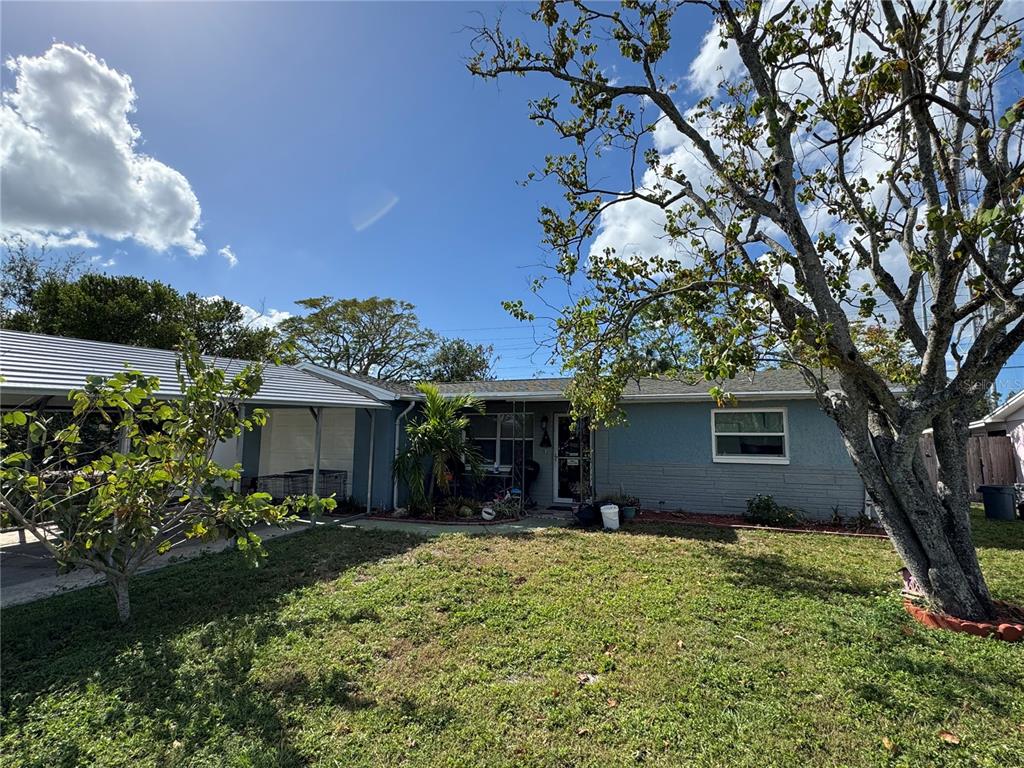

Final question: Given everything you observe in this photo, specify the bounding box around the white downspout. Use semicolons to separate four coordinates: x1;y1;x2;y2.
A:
393;400;415;509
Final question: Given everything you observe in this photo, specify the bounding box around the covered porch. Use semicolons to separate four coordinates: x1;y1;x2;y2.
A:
398;397;595;512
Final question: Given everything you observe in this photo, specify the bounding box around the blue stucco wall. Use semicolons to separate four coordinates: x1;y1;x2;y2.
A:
594;399;864;520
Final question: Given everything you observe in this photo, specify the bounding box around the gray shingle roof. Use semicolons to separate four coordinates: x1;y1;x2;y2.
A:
429;369;813;399
301;368;815;401
0;330;388;409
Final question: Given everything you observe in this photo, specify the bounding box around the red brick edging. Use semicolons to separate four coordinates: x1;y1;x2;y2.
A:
903;599;1024;642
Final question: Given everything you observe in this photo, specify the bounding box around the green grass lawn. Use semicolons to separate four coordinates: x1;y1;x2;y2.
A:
2;516;1022;768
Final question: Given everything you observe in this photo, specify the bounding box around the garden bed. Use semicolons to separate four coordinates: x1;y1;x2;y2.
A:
633;509;888;538
366;513;519;526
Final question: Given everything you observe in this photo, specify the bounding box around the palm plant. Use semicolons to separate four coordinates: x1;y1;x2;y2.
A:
393;383;485;512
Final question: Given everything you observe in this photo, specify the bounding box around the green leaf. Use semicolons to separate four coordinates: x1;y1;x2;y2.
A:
3;411;28;426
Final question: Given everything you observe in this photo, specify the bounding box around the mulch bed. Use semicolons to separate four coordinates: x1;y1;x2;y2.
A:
904;599;1024;642
365;514;519;526
633;510;888;539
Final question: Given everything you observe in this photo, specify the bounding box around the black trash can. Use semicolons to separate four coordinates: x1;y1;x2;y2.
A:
978;485;1018;521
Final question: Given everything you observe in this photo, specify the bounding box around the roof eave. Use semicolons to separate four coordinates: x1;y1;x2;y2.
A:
298;363;403;401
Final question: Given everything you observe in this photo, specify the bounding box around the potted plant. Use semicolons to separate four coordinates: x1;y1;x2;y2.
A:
596;494;640;522
618;495;640;521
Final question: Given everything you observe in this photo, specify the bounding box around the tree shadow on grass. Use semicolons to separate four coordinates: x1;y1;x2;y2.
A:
709;547;882;601
0;526;426;704
706;543;1021;718
846;597;1023;717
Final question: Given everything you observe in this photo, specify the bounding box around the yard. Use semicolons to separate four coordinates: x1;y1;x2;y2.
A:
2;516;1022;768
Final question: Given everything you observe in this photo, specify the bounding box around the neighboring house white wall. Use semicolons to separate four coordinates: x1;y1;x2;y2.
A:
258;407;355;477
1007;419;1024;482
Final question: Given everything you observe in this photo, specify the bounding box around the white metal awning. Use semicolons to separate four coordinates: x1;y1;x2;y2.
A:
0;330;389;409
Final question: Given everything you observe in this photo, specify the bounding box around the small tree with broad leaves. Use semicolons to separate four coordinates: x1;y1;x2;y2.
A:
470;0;1024;620
0;340;334;623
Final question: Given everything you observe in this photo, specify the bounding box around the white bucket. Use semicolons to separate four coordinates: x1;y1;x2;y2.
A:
600;504;620;531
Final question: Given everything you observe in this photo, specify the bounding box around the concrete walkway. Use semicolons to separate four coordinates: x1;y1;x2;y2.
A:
0;515;360;608
0;513;570;608
346;514;571;536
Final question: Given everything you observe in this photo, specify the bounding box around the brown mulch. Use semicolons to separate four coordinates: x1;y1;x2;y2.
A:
365;514;518;526
633;509;888;539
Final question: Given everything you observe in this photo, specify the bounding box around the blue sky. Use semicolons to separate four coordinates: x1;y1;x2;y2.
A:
4;2;1023;395
2;2;705;377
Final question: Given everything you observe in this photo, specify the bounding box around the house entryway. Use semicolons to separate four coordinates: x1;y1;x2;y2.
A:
552;414;592;504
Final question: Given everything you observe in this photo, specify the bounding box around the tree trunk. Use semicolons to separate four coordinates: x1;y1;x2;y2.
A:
107;574;132;624
825;387;995;622
849;430;994;621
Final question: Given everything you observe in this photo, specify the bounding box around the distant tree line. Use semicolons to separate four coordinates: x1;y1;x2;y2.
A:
1;237;494;381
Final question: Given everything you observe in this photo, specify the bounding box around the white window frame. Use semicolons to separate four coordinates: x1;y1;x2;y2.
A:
466;412;534;471
711;407;790;465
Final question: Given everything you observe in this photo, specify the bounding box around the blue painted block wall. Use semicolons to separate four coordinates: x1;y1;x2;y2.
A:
593;399;865;520
351;405;399;511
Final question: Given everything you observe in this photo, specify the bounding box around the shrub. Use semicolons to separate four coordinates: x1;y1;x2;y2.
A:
745;494;800;527
597;493;641;508
440;496;482;519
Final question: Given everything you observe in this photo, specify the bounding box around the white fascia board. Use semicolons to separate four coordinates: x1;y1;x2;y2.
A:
977;389;1024;424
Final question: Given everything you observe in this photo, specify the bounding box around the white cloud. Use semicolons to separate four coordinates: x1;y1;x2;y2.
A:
687;22;742;95
90;255;116;268
4;228;97;249
351;194;399;232
207;295;291;330
238;303;291;329
218;244;238;268
0;43;204;255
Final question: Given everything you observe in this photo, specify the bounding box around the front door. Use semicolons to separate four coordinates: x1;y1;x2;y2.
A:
553;414;591;504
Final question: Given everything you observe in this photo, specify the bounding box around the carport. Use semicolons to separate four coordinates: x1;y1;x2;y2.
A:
0;330;391;512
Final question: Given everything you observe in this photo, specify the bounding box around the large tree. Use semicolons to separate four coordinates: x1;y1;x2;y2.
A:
281;296;439;380
180;293;283;361
423;337;496;382
1;238;282;360
281;295;496;382
471;1;1024;620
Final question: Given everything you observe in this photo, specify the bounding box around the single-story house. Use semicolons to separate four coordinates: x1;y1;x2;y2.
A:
302;365;869;520
1;330;869;520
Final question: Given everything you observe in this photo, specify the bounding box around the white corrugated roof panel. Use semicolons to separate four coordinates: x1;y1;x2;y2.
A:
0;330;388;409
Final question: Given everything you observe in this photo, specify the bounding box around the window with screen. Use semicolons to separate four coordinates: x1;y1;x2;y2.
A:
465;413;534;469
711;409;788;463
